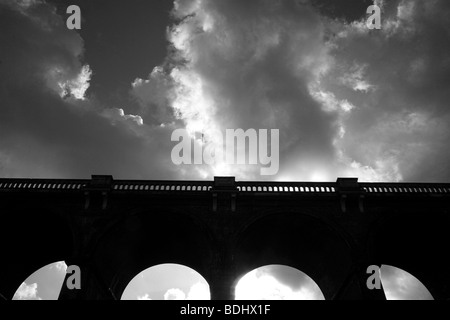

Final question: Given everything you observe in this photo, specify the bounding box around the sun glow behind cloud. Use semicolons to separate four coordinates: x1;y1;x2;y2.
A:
154;0;450;181
235;265;325;300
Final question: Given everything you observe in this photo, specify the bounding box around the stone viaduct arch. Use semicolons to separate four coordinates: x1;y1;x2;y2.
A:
0;175;449;300
233;212;354;300
371;212;450;300
91;209;214;300
0;206;73;300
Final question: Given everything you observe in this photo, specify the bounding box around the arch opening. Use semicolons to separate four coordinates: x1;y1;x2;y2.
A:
235;265;325;300
12;261;67;300
0;207;73;299
121;264;210;300
234;213;353;300
92;210;211;299
380;265;434;300
372;213;450;299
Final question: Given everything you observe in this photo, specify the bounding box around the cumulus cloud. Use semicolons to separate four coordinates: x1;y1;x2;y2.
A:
137;293;152;300
164;288;186;300
235;266;324;300
135;0;341;180
131;66;175;125
101;108;144;127
160;283;210;300
186;282;210;300
51;261;68;273
56;64;92;100
13;282;42;300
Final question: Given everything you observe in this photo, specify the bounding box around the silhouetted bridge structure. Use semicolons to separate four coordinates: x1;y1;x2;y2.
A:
1;176;449;300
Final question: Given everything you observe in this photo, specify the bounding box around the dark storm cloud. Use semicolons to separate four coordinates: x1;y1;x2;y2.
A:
328;0;450;182
46;0;173;113
311;0;374;22
0;0;179;179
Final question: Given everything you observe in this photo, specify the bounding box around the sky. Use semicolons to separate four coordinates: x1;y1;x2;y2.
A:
1;0;450;182
14;262;433;300
2;0;447;300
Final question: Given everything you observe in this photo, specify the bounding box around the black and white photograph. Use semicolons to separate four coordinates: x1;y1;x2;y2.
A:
0;0;449;306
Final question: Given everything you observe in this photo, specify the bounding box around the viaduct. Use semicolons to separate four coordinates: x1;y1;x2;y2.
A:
0;175;449;300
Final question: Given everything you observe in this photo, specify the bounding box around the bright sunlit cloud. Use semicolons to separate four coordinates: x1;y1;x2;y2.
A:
164;288;186;300
235;265;325;300
162;282;210;300
13;282;41;300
